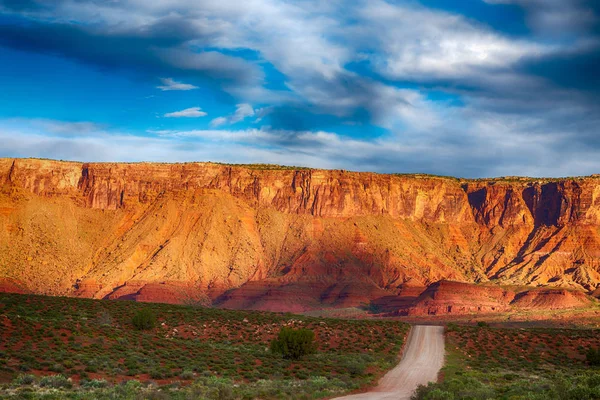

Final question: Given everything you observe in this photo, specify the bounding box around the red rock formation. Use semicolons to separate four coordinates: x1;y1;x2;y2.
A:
0;278;30;294
397;281;514;316
1;158;600;311
388;280;595;316
511;288;593;310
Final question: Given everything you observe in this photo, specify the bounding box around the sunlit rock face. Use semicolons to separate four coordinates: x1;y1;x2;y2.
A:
1;158;600;311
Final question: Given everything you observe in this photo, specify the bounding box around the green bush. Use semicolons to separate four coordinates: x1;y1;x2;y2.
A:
344;359;366;376
132;308;156;331
179;369;195;380
586;347;600;366
13;374;35;385
411;371;600;400
270;327;316;360
39;374;72;389
82;378;109;388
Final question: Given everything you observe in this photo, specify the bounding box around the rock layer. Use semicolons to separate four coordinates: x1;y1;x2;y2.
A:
390;280;594;316
1;158;600;311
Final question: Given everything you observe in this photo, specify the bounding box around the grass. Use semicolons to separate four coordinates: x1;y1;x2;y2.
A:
413;324;600;399
214;162;312;171
0;292;409;399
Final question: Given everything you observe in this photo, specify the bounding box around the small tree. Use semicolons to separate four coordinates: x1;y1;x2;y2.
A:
132;308;156;331
586;347;600;366
270;327;316;360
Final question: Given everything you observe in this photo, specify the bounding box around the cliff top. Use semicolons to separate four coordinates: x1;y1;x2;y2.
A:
1;157;598;184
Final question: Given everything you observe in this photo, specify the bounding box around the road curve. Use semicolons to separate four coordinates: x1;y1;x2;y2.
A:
334;325;445;400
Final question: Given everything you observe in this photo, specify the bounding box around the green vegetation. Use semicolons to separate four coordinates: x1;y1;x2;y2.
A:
413;324;600;400
131;308;156;330
0;293;409;399
270;327;316;360
39;374;73;389
214;162;312;171
392;173;461;181
587;347;600;366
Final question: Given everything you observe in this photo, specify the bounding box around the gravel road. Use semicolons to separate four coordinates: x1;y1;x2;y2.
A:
334;325;445;400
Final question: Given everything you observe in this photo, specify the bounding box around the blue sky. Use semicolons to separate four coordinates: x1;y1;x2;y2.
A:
0;0;598;178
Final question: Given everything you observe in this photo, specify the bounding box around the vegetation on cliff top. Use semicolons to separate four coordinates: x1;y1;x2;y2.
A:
7;157;600;182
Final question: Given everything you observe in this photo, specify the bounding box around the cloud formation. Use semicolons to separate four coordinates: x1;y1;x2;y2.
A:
157;78;198;91
210;104;257;127
164;107;207;118
0;0;598;176
2;116;598;178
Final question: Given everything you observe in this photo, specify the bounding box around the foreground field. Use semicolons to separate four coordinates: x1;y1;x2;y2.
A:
414;324;600;399
0;293;409;399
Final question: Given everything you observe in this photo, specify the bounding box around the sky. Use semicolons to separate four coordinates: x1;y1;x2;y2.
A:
0;0;598;178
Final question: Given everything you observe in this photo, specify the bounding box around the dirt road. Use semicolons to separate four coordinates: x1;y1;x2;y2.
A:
334;325;445;400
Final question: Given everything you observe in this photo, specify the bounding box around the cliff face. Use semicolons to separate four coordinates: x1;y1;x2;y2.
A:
2;159;475;220
1;158;600;309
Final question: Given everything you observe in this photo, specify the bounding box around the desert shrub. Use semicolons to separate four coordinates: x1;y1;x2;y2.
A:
586;347;600;366
150;368;165;379
216;384;234;400
344;358;366;376
179;369;195;380
13;374;35;385
82;378;109;388
49;363;65;372
476;321;489;328
270;327;316;360
132;308;156;331
39;374;72;389
97;310;113;326
417;387;455;400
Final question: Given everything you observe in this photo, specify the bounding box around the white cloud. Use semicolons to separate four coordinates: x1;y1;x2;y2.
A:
9;0;579;130
210;103;256;127
156;78;198;91
355;0;552;81
254;106;273;122
230;103;255;123
164;107;207;118
2;117;600;178
209;117;227;127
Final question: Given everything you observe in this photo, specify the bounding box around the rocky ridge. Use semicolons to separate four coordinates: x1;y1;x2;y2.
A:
1;158;600;312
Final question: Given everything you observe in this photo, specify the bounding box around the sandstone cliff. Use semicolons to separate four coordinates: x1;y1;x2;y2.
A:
1;158;600;311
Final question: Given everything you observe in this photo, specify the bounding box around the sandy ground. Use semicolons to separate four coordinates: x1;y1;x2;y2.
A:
334;325;445;400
